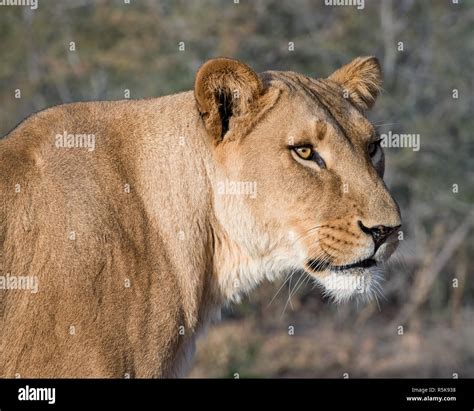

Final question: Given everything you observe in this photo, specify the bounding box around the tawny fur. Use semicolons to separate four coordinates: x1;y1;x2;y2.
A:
0;57;400;377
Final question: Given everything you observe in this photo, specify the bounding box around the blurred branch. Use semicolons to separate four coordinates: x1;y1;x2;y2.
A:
395;209;474;327
450;247;467;330
380;0;396;81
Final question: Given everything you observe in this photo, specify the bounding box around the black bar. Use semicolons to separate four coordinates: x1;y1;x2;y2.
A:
0;379;472;410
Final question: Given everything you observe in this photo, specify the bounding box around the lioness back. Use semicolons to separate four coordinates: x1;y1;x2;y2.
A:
0;94;207;377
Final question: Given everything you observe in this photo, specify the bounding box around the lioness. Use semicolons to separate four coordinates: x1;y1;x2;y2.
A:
0;57;401;378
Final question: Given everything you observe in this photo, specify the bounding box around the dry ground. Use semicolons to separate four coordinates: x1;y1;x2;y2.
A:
190;302;474;378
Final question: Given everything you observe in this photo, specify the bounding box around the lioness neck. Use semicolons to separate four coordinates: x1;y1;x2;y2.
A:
133;92;292;323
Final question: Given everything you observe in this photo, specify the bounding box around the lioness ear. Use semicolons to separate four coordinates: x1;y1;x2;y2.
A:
194;57;263;142
328;56;382;111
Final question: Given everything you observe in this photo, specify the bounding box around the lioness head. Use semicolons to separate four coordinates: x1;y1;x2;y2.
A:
195;57;401;303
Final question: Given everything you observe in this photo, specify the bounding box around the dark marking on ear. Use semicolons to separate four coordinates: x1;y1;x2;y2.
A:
217;90;233;138
194;58;282;144
194;57;262;142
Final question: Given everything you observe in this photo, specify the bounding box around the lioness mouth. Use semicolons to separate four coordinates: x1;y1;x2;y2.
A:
307;258;377;272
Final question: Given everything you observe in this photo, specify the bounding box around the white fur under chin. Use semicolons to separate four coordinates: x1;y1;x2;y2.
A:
314;266;384;304
314;241;396;304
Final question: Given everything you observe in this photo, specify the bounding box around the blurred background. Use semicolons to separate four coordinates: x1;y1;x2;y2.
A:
0;0;472;377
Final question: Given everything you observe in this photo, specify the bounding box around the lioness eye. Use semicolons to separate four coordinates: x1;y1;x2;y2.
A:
368;141;380;157
294;147;313;160
292;146;326;169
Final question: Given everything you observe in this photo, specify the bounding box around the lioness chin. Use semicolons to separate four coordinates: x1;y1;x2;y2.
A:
0;56;401;378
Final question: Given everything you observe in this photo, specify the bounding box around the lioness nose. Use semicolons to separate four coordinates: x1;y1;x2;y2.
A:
358;221;401;251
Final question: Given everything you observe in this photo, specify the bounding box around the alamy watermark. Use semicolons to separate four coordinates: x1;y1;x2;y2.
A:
324;273;368;294
380;131;420;152
18;385;55;405
0;274;38;294
217;179;257;199
55;131;96;152
0;0;38;10
325;0;364;10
